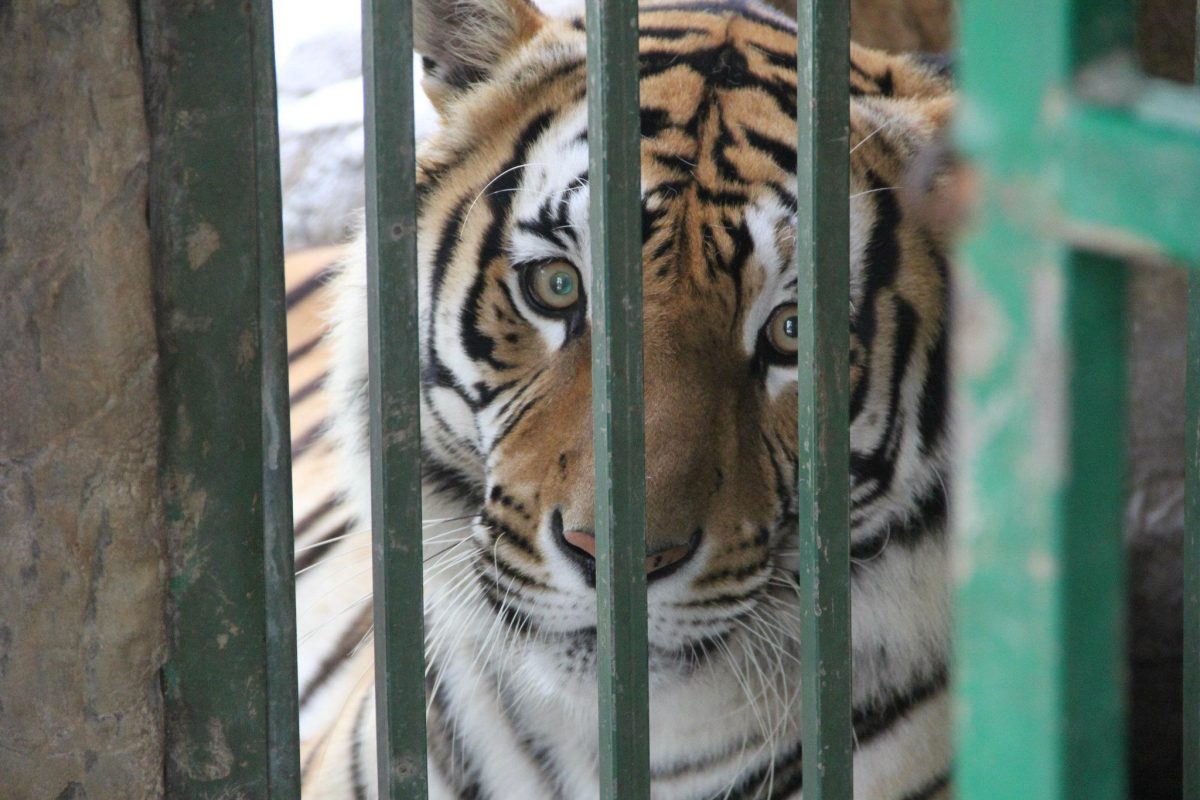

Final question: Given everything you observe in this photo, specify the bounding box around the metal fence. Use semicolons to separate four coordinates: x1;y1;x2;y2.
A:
141;0;1200;798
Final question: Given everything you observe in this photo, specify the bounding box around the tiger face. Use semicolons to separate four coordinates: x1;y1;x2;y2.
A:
319;0;955;794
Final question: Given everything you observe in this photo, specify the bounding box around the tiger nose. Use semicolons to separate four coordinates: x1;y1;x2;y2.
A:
561;529;699;580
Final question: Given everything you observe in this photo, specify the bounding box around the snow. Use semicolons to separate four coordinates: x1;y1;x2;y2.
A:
273;0;581;250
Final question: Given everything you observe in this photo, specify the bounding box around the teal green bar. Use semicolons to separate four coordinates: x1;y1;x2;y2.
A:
794;1;852;798
1059;104;1200;263
362;0;429;796
251;0;301;793
954;247;1127;800
953;207;1071;800
584;0;651;797
956;1;1137;798
142;0;275;794
1183;20;1200;800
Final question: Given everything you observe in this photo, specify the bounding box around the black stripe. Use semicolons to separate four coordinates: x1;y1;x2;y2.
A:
285;267;333;310
724;736;804;800
291;420;323;459
289;371;325;406
295;496;339;539
849;481;946;563
478;510;541;562
298;603;372;707
643;1;794;33
293;520;351;574
743;126;797;175
491;676;562;797
425;661;485;799
640;24;712;39
853;667;948;746
901;772;951;800
916;267;950;454
348;689;372;800
288;334;320;363
849;296;919;507
459;111;556;371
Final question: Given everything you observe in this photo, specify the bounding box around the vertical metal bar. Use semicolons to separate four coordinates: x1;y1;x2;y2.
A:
1061;252;1127;798
794;1;852;798
1183;14;1200;800
955;2;1130;798
362;0;429;795
142;0;278;793
584;0;650;797
251;0;301;793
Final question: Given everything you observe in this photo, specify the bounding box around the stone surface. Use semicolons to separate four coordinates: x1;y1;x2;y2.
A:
0;1;165;798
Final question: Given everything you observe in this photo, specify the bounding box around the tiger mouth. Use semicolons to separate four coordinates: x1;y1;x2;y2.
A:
477;586;736;670
474;560;762;673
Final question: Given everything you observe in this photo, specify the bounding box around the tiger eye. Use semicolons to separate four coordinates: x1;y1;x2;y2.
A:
527;261;582;312
765;303;799;357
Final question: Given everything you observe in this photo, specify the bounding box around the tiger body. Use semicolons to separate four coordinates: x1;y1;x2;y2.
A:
294;0;955;797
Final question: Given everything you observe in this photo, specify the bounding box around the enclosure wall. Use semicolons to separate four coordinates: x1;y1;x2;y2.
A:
0;1;166;798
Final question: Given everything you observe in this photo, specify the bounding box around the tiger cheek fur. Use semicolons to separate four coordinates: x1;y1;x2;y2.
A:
300;1;956;798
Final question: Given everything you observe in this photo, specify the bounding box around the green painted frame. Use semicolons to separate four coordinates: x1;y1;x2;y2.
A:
954;1;1200;799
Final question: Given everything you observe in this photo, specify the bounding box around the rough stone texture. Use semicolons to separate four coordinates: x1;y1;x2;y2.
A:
0;1;166;798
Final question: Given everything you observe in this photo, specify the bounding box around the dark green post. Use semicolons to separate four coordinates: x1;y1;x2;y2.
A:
143;0;299;794
361;0;430;796
794;0;853;798
585;0;652;797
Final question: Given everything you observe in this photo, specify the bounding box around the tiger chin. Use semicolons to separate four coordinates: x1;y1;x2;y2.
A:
298;0;956;797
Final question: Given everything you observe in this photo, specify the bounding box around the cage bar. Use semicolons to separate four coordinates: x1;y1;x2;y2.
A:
584;0;652;797
794;1;854;798
143;0;297;793
361;0;430;796
252;0;302;792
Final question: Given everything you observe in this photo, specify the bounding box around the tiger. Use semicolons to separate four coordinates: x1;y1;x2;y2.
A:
290;0;956;796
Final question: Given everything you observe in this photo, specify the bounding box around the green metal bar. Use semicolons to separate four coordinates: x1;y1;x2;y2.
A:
1184;21;1200;800
142;0;277;794
584;0;650;797
361;0;429;795
251;0;301;793
1061;252;1127;798
953;239;1129;800
794;1;852;798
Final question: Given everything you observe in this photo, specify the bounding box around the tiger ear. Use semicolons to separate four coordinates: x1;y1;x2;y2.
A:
414;0;546;107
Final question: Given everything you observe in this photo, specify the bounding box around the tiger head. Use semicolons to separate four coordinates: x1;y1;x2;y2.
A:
330;0;954;703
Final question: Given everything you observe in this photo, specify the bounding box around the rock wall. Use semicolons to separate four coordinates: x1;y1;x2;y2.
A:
0;1;166;798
